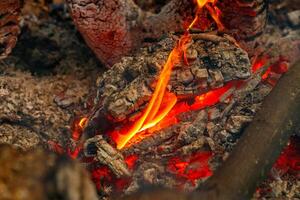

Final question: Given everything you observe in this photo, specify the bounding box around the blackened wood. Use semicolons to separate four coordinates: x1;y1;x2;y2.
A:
120;60;300;200
193;60;300;200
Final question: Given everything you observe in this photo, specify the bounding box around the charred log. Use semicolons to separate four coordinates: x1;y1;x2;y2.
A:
66;0;193;66
66;0;268;66
194;59;300;199
90;33;250;124
120;60;300;200
84;135;131;177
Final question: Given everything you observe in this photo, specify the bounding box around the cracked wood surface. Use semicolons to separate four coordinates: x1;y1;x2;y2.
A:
66;0;267;66
90;33;250;123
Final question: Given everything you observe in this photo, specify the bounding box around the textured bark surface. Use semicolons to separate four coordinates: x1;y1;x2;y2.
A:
90;33;250;123
194;59;300;200
119;59;300;200
84;135;131;177
66;0;193;66
219;0;268;57
66;0;268;66
0;0;22;59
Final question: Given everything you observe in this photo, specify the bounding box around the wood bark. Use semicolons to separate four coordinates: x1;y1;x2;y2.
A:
120;60;300;200
66;0;267;66
193;59;300;199
66;0;193;66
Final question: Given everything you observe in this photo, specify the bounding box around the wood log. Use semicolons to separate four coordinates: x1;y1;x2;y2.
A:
193;59;300;199
66;0;193;66
120;60;300;199
66;0;267;66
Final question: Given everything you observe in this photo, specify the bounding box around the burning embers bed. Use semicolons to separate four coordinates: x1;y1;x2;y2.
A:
49;0;294;197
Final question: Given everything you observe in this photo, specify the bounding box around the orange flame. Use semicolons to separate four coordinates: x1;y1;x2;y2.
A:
114;0;224;149
79;117;88;129
116;35;191;149
188;0;224;31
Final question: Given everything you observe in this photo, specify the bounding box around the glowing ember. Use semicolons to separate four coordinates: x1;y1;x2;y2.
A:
71;117;88;141
168;152;213;185
113;0;224;150
90;154;138;192
274;136;300;175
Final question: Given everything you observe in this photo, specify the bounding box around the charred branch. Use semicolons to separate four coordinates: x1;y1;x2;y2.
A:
194;59;300;199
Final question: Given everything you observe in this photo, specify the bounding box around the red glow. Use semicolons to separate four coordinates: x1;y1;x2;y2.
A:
91;167;112;190
274;136;300;175
91;166;131;192
112;0;225;149
125;154;138;170
71;117;88;141
252;55;268;73
67;146;82;159
167;152;213;185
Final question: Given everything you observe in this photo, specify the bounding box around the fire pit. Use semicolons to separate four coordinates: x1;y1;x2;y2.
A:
0;0;299;199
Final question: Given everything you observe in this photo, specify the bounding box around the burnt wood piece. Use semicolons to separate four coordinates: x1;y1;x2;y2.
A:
194;60;300;199
66;0;267;66
0;0;21;59
121;67;264;156
66;0;193;66
218;0;268;57
89;33;250;124
121;60;300;200
84;135;131;177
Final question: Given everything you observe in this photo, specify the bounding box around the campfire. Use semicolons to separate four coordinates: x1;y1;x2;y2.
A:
0;0;299;199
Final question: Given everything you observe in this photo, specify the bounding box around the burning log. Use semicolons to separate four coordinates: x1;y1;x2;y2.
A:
219;0;268;57
90;33;250;124
0;0;22;59
120;60;300;200
194;59;300;199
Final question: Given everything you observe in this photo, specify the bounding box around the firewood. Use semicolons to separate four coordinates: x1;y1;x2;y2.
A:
194;60;300;199
118;59;300;200
89;33;250;124
66;0;267;66
84;135;131;178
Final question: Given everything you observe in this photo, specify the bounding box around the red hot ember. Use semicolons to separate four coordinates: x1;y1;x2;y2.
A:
45;0;296;197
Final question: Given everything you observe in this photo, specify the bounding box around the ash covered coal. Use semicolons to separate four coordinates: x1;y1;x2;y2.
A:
74;29;299;198
0;0;299;199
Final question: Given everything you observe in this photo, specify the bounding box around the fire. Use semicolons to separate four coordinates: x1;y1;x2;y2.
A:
115;36;190;149
114;0;224;149
188;0;224;31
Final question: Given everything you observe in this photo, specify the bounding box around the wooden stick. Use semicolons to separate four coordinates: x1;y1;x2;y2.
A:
193;60;300;199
